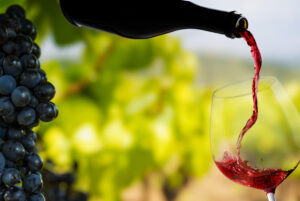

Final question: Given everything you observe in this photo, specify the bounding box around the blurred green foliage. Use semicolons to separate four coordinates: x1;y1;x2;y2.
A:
1;1;300;201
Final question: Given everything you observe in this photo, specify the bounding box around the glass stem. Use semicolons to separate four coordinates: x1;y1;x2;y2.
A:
267;193;276;201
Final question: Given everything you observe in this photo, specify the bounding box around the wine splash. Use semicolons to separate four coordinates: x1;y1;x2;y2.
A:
216;152;300;193
215;29;299;193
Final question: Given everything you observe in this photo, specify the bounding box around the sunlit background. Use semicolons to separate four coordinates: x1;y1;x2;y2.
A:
1;0;300;201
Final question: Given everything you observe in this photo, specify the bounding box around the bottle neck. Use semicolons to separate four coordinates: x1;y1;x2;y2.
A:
60;0;248;39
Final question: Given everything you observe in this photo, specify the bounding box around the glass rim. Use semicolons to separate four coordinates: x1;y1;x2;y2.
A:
212;76;278;99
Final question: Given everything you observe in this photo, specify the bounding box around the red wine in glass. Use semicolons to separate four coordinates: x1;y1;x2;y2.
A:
215;29;299;198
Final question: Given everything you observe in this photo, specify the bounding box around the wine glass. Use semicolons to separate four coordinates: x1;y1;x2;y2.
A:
210;76;300;201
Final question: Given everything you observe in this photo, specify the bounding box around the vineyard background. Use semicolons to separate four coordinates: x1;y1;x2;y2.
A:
1;0;300;201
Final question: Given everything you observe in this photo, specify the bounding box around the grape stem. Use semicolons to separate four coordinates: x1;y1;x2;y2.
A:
267;193;276;201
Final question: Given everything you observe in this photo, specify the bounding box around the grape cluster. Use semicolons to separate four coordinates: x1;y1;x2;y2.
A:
42;161;89;201
0;5;58;201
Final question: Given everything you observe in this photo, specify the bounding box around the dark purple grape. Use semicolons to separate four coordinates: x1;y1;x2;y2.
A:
36;102;58;122
4;159;16;168
34;82;55;102
0;67;4;76
3;55;22;76
20;54;39;69
14;35;33;56
6;5;26;19
3;17;21;33
2;40;17;55
7;127;25;140
0;97;15;116
0;25;8;44
0;14;9;24
20;18;36;40
17;107;36;126
22;173;43;193
2;111;16;124
0;126;7;139
31;43;41;58
26;129;37;142
0;188;5;201
26;152;43;172
3;186;26;201
0;75;16;95
29;193;45;201
20;68;41;88
2;168;21;186
0;153;5;171
28;95;39;108
11;86;31;107
37;69;46;83
2;140;25;162
26;118;39;129
20;135;35;152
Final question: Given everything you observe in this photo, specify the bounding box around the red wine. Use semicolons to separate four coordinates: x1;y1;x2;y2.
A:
236;29;262;155
216;152;299;193
215;29;299;193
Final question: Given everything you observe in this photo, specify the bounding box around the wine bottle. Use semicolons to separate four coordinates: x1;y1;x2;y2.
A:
59;0;248;39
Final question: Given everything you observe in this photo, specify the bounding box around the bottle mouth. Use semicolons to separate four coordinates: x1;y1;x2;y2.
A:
234;17;248;38
225;12;248;38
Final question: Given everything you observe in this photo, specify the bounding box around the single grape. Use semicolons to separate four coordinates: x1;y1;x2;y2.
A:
3;186;27;201
31;43;41;58
15;35;33;56
4;159;16;168
20;18;36;40
0;67;3;76
26;129;37;142
0;97;15;116
0;75;16;95
34;82;55;102
29;193;45;201
0;189;5;201
20;135;35;152
26;152;43;172
37;69;47;83
17;107;36;126
0;137;3;147
0;25;8;44
2;140;25;162
26;118;40;129
6;5;26;19
2;40;17;55
7;127;25;140
36;102;58;122
20;54;39;69
2;111;17;124
0;153;5;170
3;55;22;76
3;17;21;33
11;86;31;107
0;126;7;139
0;14;9;23
2;168;21;186
22;173;43;193
28;95;39;108
20;68;41;88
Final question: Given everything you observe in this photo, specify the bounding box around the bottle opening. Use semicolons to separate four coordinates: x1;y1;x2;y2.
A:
234;17;248;38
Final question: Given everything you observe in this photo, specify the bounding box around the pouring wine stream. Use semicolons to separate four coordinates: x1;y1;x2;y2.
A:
214;29;300;201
